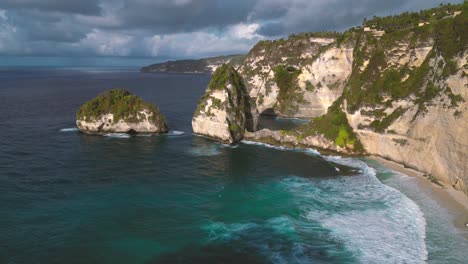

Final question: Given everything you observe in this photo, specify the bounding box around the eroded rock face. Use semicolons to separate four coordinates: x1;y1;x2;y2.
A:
76;89;168;134
346;51;468;195
238;33;355;118
192;65;258;144
192;4;468;197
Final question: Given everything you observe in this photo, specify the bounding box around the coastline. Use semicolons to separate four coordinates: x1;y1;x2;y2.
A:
370;156;468;235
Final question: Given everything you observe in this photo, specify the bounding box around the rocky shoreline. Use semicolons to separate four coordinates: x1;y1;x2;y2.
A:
190;4;468;197
76;89;168;135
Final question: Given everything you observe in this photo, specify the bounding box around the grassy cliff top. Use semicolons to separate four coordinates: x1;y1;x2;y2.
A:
207;64;244;91
76;89;164;124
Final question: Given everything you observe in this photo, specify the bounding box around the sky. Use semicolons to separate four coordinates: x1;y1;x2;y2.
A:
0;0;463;64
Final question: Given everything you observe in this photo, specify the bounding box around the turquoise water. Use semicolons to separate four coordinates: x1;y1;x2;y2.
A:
0;68;466;263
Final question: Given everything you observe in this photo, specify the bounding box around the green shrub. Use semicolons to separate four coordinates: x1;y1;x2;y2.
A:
273;65;303;113
298;99;363;152
370;107;406;132
76;89;163;125
305;81;315;92
229;123;240;132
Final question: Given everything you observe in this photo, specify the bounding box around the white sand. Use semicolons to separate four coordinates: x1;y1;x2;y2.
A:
370;156;468;234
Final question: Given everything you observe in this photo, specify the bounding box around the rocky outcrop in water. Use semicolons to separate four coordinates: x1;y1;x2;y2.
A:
194;3;468;196
192;65;257;143
76;89;168;134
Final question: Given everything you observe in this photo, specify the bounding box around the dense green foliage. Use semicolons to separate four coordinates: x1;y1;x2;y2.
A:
207;64;244;91
195;64;247;120
369;107;406;132
299;100;363;152
273;65;303;114
77;89;164;124
345;2;466;116
434;4;468;59
364;3;464;32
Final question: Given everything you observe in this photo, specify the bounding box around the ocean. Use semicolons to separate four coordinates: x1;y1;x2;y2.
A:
0;67;466;263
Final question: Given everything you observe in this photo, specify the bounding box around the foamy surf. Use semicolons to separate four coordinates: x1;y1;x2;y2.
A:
280;158;428;263
59;127;79;132
241;140;321;156
202;216;307;263
241;140;291;151
104;133;131;138
187;145;221;157
167;131;185;136
274;117;309;123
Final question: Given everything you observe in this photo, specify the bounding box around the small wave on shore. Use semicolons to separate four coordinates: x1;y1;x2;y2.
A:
104;133;131;138
167;131;185;136
59;127;79;132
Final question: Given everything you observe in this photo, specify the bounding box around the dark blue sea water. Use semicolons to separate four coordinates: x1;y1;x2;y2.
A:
0;67;466;263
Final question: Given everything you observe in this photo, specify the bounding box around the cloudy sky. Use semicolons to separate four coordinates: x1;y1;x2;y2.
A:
0;0;463;60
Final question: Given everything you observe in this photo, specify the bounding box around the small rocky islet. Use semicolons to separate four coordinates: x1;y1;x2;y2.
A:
76;89;168;135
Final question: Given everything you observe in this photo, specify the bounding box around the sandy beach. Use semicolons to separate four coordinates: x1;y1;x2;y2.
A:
371;156;468;237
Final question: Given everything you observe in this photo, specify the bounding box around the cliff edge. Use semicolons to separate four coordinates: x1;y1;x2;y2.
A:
193;3;468;196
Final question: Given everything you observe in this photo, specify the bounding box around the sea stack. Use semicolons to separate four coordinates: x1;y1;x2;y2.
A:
192;64;258;144
76;89;168;134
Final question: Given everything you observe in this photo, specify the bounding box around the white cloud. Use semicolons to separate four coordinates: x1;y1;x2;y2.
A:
229;23;261;40
0;9;7;20
79;29;134;56
0;0;464;58
144;23;266;57
173;0;192;6
0;10;21;54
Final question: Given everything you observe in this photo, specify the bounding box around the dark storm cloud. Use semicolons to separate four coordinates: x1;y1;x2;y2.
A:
254;0;463;36
0;0;464;57
115;0;257;33
6;10;88;43
0;0;101;15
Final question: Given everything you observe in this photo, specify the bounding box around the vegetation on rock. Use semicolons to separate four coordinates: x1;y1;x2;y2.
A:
273;65;304;114
76;89;165;125
345;2;466;120
298;100;364;152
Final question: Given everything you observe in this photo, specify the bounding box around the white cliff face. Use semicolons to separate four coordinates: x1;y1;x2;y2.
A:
192;88;240;143
192;65;254;144
385;41;433;68
347;52;468;195
296;47;353;117
77;110;168;134
239;36;353;118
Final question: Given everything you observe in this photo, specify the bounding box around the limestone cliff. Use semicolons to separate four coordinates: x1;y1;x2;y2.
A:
192;65;257;143
195;3;468;196
76;89;168;134
239;32;355;118
342;9;468;195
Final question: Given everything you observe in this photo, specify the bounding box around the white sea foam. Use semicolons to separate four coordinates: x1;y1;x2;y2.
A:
187;145;220;157
279;158;428;263
59;127;78;132
238;140;428;263
203;221;259;241
274;117;309;123
168;131;185;136
241;140;290;151
203;217;309;263
104;133;131;138
221;144;238;148
241;140;322;157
